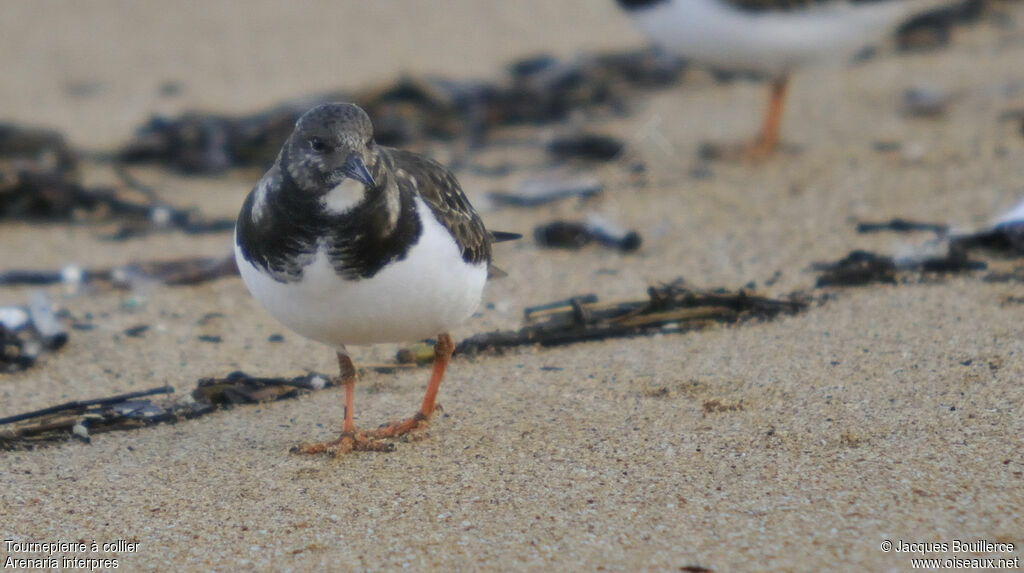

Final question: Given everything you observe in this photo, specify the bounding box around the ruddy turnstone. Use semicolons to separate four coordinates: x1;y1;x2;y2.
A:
616;0;959;158
234;102;517;455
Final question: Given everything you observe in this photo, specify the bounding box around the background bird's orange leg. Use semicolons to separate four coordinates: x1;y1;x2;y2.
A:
293;349;393;455
371;332;454;438
750;76;789;158
699;75;789;161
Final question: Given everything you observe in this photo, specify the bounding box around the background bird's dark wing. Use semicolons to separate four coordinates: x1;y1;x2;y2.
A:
385;148;493;266
722;0;853;12
621;0;885;16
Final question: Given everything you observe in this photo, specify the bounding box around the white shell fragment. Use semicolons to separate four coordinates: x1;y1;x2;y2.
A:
60;264;84;288
150;205;173;226
72;423;91;443
28;291;68;348
0;306;30;331
309;375;329;390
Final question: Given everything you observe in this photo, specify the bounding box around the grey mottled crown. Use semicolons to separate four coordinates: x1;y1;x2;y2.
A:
295;103;374;146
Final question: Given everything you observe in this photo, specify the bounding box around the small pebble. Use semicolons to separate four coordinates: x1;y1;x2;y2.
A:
902;85;950;118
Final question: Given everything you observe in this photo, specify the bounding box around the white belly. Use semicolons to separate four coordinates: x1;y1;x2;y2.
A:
630;0;936;76
235;198;488;347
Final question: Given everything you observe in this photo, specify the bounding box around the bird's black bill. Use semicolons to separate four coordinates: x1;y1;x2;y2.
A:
340;154;375;187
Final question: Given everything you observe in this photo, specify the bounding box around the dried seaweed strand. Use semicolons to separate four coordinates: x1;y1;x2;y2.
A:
457;281;808;355
0;385;173;425
0;372;334;451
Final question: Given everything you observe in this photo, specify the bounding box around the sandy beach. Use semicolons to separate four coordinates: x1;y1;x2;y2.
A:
1;1;1023;571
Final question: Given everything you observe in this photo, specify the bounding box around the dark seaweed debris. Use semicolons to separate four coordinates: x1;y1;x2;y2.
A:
192;370;331;406
0;386;180;449
534;219;642;252
0;168;136;222
0;322;41;373
855;218;949;235
0;124;102;221
0;123;77;175
814;247;987;288
983;265;1024;283
1;292;68;373
117;48;686;174
0;123;234;236
813;251;898;287
950;221;1024;255
546;133;625;162
0;372;334;450
118;104;318;174
455;280;808;355
100;206;236;241
0;385;173;426
0;255;238;290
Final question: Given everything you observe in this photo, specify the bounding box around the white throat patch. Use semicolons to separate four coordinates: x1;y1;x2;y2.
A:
321;178;367;214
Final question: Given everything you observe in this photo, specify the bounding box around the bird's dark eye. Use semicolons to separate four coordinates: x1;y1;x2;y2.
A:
309;137;326;152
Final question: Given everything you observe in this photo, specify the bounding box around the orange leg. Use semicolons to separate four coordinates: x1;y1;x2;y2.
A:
370;333;454;439
750;76;790;159
699;75;790;161
292;349;394;455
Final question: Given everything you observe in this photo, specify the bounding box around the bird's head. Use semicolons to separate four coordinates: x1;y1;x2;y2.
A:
283;102;379;195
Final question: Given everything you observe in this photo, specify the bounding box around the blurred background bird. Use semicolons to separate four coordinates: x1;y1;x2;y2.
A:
616;0;966;159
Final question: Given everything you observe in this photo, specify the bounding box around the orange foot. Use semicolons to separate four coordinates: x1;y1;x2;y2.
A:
291;431;395;456
368;406;440;440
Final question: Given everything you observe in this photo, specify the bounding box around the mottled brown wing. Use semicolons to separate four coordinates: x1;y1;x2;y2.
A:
383;147;492;266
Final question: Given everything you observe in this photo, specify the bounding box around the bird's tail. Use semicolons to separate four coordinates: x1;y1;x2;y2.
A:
490;231;522;243
487;230;520;280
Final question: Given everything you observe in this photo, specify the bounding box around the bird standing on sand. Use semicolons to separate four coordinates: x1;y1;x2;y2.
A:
234;103;516;455
616;0;959;159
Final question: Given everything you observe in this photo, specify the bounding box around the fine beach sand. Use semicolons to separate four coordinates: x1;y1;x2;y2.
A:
2;1;1024;571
